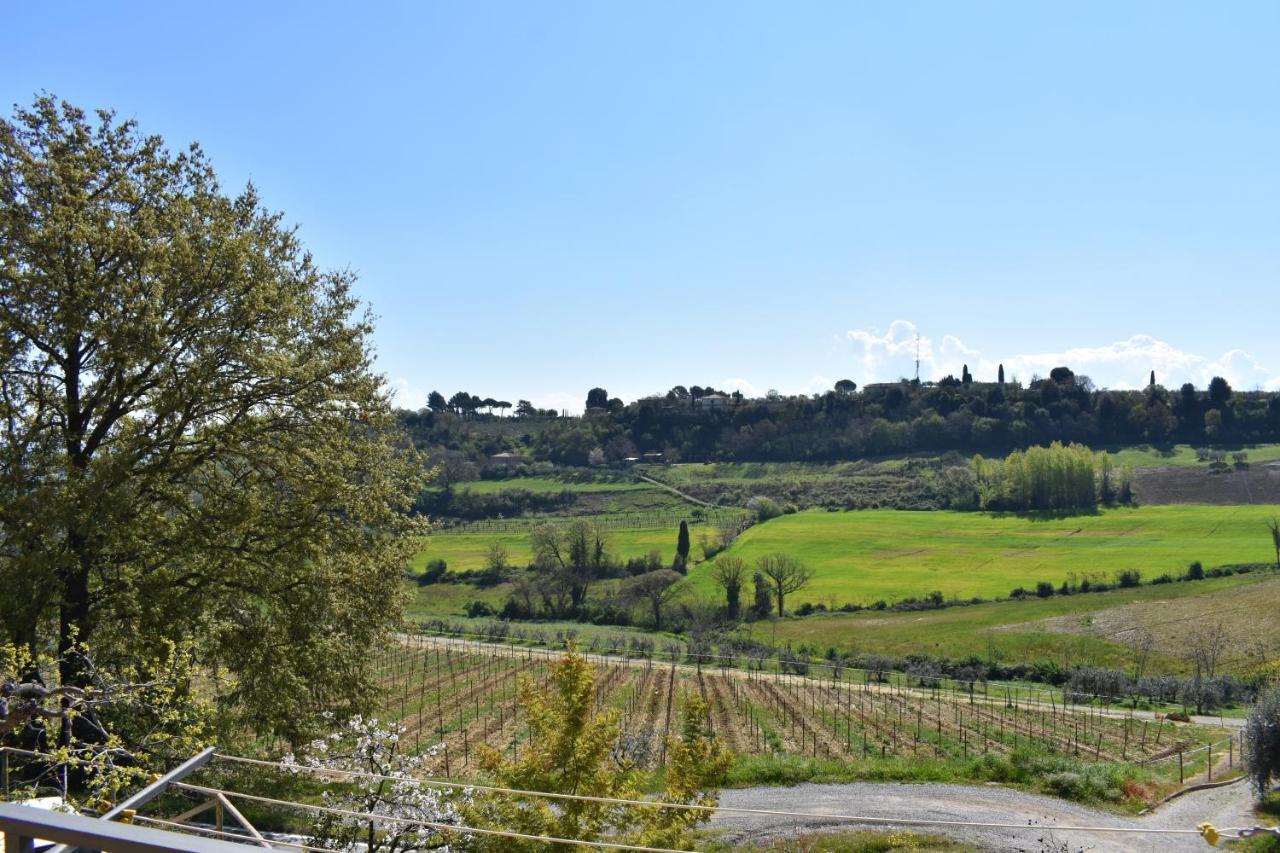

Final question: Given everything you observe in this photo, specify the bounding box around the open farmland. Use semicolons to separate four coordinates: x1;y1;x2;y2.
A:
692;505;1280;607
752;572;1280;673
376;637;1235;802
1104;443;1280;469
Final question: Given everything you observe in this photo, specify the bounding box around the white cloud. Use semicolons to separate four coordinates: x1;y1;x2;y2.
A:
529;391;583;415
722;377;763;398
841;322;1276;390
387;376;428;410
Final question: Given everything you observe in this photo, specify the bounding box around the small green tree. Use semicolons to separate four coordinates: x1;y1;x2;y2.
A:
675;520;691;572
751;571;773;619
1268;518;1280;568
1244;684;1280;800
710;557;748;620
465;648;729;850
633;696;732;849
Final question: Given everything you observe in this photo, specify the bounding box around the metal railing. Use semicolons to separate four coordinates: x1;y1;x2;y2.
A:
0;800;247;852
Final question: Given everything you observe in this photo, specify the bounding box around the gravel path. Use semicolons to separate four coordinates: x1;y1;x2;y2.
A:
709;778;1255;852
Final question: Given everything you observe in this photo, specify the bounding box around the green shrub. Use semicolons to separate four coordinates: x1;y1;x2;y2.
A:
1246;685;1280;799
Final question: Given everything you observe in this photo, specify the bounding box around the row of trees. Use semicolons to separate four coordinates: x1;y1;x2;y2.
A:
403;369;1280;467
972;442;1132;512
423;391;564;419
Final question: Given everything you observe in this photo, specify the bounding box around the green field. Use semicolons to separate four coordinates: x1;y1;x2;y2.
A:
689;504;1280;606
749;572;1279;672
1104;442;1280;468
411;522;707;572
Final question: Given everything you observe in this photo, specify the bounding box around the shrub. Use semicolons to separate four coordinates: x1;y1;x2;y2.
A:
1186;561;1205;581
1035;581;1055;598
419;559;448;584
1152;573;1173;585
746;495;783;522
1245;685;1280;799
1116;569;1142;588
464;600;495;618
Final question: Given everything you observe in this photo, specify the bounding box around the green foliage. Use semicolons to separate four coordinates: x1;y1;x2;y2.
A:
1246;685;1280;799
0;96;425;743
973;442;1114;512
676;520;691;571
0;641;210;807
464;648;729;851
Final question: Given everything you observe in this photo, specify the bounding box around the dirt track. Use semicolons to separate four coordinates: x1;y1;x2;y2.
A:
710;776;1259;852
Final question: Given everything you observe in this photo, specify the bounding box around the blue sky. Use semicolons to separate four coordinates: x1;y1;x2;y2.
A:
5;2;1278;410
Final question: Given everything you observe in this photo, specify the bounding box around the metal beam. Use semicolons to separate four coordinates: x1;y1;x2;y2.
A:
43;748;217;853
0;802;248;852
99;748;217;823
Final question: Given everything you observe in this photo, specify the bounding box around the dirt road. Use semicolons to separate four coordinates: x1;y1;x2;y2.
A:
709;777;1256;852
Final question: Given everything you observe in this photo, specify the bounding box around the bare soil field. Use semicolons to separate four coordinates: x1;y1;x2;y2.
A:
1132;461;1280;504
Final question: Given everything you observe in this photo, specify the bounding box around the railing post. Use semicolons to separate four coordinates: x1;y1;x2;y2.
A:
7;830;35;853
1;748;9;800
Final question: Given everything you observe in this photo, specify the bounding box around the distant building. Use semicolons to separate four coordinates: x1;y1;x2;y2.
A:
695;393;730;409
642;452;665;463
488;452;523;466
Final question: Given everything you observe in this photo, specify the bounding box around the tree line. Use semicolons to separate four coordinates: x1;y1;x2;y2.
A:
399;367;1280;467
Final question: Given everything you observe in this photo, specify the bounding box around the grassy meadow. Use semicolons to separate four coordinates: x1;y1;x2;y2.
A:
746;571;1280;672
690;504;1280;606
1103;442;1280;468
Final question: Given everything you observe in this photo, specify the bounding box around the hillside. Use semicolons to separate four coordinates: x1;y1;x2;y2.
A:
690;505;1280;606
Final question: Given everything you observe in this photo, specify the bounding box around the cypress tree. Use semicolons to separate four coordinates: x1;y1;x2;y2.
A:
998;363;1005;385
752;572;773;618
675;520;691;572
1149;369;1156;387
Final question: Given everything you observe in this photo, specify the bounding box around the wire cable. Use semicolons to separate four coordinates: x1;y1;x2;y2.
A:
210;754;1206;837
173;782;699;853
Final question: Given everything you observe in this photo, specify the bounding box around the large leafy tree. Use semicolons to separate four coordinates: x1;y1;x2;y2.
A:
0;96;424;742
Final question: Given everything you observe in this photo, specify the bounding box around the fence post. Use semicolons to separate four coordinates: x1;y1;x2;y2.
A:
1178;750;1184;784
1207;745;1212;782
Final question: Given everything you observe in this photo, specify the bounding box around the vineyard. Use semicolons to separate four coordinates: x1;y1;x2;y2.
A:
375;636;1236;788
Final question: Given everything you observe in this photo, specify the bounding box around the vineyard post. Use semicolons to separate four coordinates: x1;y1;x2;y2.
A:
1179;750;1184;784
1207;744;1212;782
1229;736;1233;768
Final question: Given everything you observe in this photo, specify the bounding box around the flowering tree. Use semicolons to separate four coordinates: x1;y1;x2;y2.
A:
283;715;463;852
